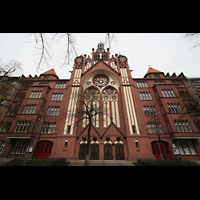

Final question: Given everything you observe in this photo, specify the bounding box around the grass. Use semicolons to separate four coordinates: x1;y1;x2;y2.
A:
5;159;58;166
137;159;200;166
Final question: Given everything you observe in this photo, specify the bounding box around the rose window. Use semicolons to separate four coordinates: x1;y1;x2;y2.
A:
93;74;109;88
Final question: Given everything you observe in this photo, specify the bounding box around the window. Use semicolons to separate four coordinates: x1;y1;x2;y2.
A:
135;140;139;149
139;92;152;100
51;93;63;101
156;92;159;99
65;140;68;148
174;120;192;132
137;81;148;88
132;125;136;133
0;140;6;154
155;81;165;84
161;105;165;114
161;89;176;98
22;104;37;114
67;126;71;134
5;106;19;116
171;80;184;87
43;76;49;80
0;121;12;133
147;122;163;134
55;83;66;89
14;92;26;101
178;90;192;100
177;140;197;155
30;90;42;98
10;140;30;154
194;120;200;131
14;121;31;133
46;106;60;116
39;82;49;86
143;106;157;116
154;74;160;78
166;121;172;133
41;122;56;134
167;103;182;113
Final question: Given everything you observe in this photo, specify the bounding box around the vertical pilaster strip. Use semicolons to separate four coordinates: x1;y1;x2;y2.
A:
115;101;120;127
123;86;133;135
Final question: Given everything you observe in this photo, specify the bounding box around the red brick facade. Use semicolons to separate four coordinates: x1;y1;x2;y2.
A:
1;43;200;161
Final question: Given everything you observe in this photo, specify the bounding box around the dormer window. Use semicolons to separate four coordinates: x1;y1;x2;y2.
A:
154;74;160;78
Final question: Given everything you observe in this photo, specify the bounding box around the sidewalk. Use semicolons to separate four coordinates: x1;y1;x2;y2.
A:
67;160;136;166
0;158;14;166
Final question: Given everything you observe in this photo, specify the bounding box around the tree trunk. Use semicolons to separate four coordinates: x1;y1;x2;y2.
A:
85;121;91;166
157;132;167;160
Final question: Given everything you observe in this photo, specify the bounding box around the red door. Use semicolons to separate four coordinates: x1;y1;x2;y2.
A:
34;141;53;159
151;141;172;160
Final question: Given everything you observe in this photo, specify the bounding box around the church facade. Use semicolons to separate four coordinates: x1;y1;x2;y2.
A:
1;42;200;161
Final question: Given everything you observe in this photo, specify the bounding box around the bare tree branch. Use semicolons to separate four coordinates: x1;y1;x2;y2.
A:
183;33;200;48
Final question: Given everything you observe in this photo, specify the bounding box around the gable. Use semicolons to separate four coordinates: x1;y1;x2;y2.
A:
102;122;125;139
82;61;120;77
77;123;101;139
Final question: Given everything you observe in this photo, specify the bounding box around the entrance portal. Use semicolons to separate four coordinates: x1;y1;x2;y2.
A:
104;144;113;160
151;141;172;160
79;144;87;160
90;144;99;160
34;141;53;159
115;144;124;160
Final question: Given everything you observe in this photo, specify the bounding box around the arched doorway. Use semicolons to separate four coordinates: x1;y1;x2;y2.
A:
104;144;113;160
90;144;99;160
34;141;53;159
79;144;87;160
151;141;172;160
115;144;124;160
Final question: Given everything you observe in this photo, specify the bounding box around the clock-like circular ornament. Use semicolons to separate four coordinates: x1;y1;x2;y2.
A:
93;74;109;88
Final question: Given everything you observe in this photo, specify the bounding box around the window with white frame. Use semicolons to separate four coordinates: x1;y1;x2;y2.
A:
137;81;148;88
14;121;31;133
139;92;152;100
51;93;63;101
46;106;60;116
55;83;66;89
155;81;165;84
10;140;30;154
29;90;42;98
174;120;192;132
147;122;163;134
41;122;56;134
167;103;182;113
161;89;175;97
0;121;12;133
143;106;157;116
0;140;6;154
166;121;172;133
177;140;197;155
22;104;37;114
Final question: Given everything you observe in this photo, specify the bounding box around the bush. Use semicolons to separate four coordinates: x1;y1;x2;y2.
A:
136;159;200;166
5;159;58;166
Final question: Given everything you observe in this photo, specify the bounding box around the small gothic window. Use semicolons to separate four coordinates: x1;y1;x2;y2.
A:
65;140;68;148
83;138;86;142
117;138;121;142
93;138;97;142
135;141;139;149
106;138;110;142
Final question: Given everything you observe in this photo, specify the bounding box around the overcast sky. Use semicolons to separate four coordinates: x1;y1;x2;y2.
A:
0;33;199;79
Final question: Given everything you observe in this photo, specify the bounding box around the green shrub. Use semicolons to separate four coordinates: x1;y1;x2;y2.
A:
137;159;200;166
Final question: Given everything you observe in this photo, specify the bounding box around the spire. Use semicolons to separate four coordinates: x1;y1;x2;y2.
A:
97;42;105;52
